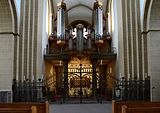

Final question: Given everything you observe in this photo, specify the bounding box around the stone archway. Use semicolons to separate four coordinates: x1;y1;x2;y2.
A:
0;0;18;101
143;0;160;100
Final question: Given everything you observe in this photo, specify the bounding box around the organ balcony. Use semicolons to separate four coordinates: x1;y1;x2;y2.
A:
44;31;116;61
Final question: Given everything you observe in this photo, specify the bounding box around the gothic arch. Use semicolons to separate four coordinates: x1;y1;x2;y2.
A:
67;5;92;25
67;4;93;12
0;0;18;33
143;0;152;31
149;0;160;29
0;0;18;91
69;20;91;28
0;0;12;32
9;0;18;33
143;0;160;100
143;0;160;30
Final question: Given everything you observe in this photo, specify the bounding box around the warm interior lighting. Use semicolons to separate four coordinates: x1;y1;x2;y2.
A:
60;60;62;66
100;59;103;65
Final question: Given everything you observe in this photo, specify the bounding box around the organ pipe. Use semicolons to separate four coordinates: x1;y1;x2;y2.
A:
94;0;103;45
69;28;73;50
57;1;66;46
87;26;92;49
76;24;84;52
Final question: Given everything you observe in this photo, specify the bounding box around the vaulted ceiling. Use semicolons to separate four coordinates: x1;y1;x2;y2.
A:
53;0;108;25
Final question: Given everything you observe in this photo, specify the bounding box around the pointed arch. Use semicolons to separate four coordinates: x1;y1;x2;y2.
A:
0;0;18;90
67;4;93;12
9;0;18;33
143;0;160;100
143;0;152;31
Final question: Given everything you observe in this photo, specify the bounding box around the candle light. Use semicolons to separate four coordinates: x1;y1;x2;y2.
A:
100;59;102;65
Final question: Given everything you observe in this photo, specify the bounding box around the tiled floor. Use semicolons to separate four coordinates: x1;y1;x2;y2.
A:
50;103;112;113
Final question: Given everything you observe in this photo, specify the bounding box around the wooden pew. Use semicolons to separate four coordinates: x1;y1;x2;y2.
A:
0;101;49;113
112;100;160;113
122;105;160;113
0;106;37;113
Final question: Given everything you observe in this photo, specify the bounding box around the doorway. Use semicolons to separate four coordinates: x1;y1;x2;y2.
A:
68;64;93;102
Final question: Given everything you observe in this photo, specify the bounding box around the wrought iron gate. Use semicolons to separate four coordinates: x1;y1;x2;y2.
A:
66;64;93;103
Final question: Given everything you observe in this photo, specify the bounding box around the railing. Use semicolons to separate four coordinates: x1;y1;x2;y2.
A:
12;76;57;102
44;47;117;55
95;74;119;102
12;79;45;102
0;91;12;102
113;76;150;101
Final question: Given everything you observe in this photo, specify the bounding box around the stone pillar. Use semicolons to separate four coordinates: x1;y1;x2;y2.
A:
18;0;39;81
0;34;14;91
117;0;141;78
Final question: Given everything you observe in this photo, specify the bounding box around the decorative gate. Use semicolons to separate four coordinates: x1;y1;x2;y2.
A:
67;64;93;103
59;63;117;103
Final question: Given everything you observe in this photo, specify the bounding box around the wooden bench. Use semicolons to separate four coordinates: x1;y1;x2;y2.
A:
0;106;37;113
112;100;160;113
0;101;49;113
122;105;160;113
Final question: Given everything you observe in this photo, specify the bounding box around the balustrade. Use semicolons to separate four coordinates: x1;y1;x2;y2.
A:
113;76;150;101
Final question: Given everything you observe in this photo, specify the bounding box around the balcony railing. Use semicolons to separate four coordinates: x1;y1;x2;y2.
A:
113;76;150;101
44;47;116;55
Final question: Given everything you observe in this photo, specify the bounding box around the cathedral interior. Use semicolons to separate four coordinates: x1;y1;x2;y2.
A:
0;0;160;103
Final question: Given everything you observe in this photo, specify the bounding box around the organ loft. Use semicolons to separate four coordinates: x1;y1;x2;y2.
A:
44;0;116;102
1;0;158;103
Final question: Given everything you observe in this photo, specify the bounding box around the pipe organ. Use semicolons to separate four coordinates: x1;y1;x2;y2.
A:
44;0;115;103
94;0;103;45
69;28;73;50
57;1;66;47
76;24;84;52
54;0;106;52
87;26;92;49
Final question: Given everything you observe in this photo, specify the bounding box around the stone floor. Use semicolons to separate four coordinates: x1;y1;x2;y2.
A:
49;103;112;113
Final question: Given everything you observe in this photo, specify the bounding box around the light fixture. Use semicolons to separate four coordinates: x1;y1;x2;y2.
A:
100;59;103;65
60;60;62;66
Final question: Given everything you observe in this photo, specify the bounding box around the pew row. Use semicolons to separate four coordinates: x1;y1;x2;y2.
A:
112;100;160;113
122;105;160;113
0;101;49;113
0;106;37;113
